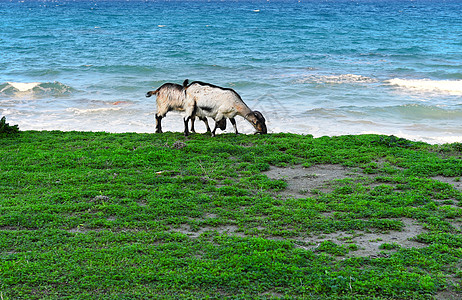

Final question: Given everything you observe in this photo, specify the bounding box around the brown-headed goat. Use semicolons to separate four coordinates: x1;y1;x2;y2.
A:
183;80;267;136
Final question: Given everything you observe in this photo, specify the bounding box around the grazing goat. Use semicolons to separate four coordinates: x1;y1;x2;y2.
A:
146;82;211;133
183;80;267;137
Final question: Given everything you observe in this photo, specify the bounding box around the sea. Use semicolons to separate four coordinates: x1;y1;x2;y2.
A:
1;0;462;144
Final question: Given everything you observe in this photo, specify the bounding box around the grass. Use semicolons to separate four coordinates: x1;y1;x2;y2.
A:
0;130;461;299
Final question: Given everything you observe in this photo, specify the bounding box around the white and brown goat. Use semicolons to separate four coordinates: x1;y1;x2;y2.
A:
146;82;212;133
183;80;267;136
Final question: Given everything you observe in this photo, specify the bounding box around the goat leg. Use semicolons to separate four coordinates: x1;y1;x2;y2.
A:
183;117;190;136
155;115;163;133
199;116;211;133
230;117;239;134
190;116;196;133
211;123;218;137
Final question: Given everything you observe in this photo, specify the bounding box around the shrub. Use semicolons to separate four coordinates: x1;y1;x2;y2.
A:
0;116;19;135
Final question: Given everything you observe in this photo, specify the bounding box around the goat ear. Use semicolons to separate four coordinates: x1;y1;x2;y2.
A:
183;79;189;88
253;111;265;122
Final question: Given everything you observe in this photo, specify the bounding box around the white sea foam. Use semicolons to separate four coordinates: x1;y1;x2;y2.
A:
296;74;378;85
0;81;73;95
386;78;462;95
6;82;40;92
67;107;122;115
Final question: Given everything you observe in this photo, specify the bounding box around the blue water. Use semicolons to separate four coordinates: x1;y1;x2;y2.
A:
2;0;462;143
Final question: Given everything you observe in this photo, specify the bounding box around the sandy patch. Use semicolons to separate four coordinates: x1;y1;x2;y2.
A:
264;164;428;257
293;218;425;258
432;176;462;190
170;224;242;238
265;164;358;197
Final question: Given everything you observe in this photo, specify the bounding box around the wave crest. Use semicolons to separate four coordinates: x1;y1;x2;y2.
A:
66;107;122;115
296;74;378;85
385;78;462;95
0;81;74;96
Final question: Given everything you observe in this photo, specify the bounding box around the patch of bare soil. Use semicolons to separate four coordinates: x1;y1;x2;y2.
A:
265;164;358;197
264;164;428;257
170;224;242;238
170;213;243;238
294;218;426;258
436;290;462;300
432;176;462;191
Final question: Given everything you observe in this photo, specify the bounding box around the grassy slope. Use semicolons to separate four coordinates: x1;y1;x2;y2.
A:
0;131;461;299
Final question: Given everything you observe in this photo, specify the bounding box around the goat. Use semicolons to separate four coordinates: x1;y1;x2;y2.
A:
146;82;212;133
183;80;267;136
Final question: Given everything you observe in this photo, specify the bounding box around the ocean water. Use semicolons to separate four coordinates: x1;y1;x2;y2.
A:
1;0;462;144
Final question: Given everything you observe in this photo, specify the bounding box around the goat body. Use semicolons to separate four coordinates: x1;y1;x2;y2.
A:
184;81;267;136
146;82;210;133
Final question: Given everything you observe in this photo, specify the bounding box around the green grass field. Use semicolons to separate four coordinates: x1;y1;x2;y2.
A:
1;130;461;299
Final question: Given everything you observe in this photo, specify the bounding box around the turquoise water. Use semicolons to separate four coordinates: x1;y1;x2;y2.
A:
1;0;462;143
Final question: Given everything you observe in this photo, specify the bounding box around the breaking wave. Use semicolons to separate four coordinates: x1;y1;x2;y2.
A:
296;74;378;85
385;78;462;95
0;81;74;96
66;107;122;115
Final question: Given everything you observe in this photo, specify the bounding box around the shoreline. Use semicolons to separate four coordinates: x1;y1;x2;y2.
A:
9;127;461;146
6;107;461;145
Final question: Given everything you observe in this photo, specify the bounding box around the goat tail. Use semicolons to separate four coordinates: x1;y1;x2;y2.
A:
183;79;189;88
146;89;160;98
